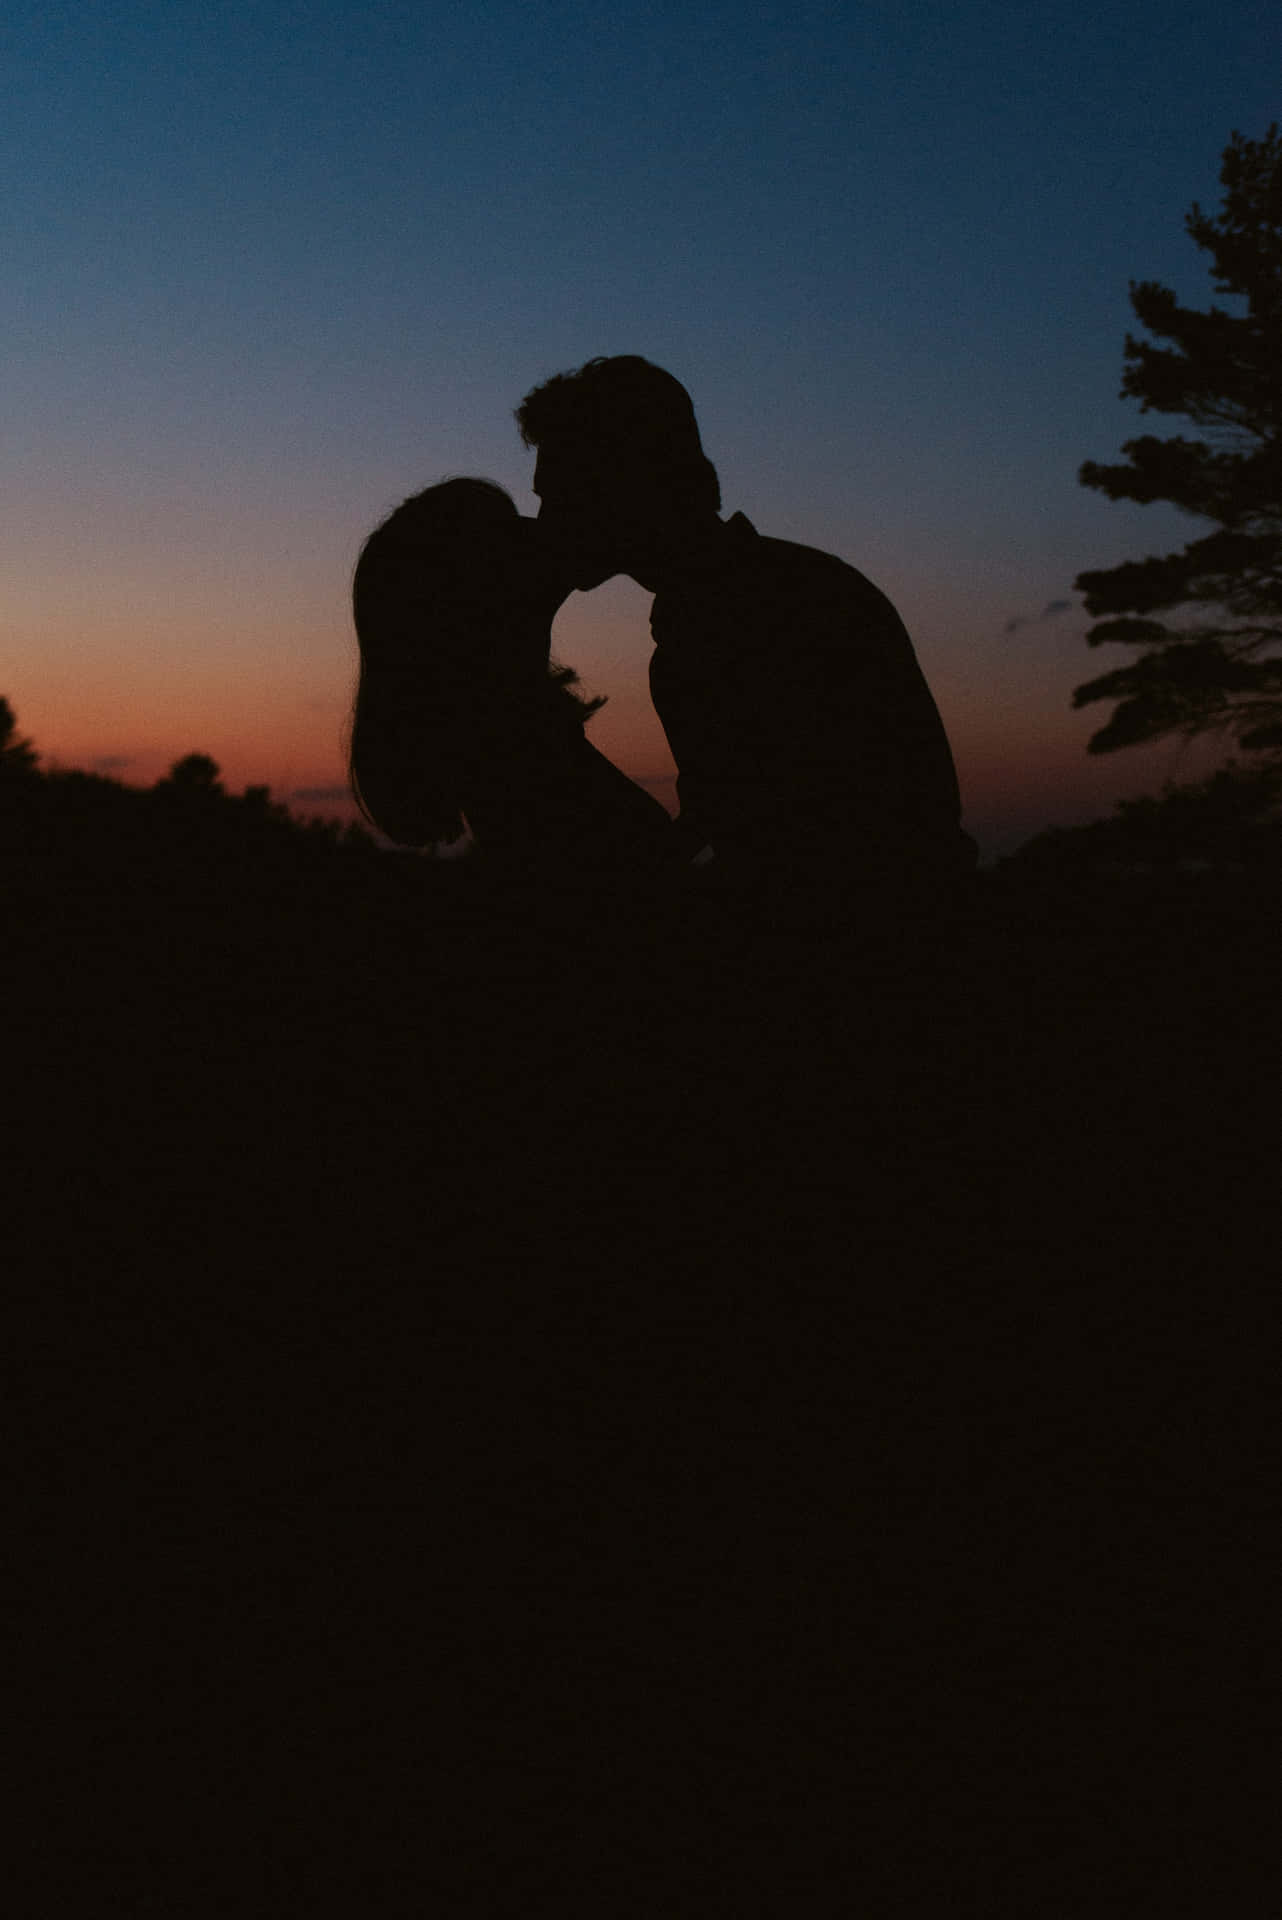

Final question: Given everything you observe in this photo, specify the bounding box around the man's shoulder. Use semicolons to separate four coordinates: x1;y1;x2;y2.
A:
728;515;905;631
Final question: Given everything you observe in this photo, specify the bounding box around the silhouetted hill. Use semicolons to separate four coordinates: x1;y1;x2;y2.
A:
9;734;1278;1911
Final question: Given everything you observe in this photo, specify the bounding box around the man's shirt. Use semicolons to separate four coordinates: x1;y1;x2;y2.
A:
649;513;974;892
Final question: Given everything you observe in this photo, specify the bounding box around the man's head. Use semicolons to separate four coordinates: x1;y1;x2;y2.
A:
516;357;721;589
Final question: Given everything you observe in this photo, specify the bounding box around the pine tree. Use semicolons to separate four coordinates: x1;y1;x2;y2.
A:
1073;126;1282;757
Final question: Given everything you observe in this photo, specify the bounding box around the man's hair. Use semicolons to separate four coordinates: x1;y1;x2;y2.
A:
516;356;721;517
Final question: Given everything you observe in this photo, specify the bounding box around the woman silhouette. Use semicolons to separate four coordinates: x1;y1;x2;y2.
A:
349;478;676;872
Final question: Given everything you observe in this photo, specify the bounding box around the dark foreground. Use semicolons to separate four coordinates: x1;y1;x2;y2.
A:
11;819;1278;1914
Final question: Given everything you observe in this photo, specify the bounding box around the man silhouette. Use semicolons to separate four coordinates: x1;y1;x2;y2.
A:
517;356;975;927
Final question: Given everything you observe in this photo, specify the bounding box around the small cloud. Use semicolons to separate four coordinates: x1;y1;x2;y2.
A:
93;754;134;771
290;785;352;802
1005;598;1074;636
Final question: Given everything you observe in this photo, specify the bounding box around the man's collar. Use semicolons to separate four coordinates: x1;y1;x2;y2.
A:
650;513;756;603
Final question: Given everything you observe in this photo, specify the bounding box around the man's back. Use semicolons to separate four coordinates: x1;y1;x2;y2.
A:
649;513;973;900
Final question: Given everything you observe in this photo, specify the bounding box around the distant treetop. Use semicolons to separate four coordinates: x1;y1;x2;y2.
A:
0;697;39;777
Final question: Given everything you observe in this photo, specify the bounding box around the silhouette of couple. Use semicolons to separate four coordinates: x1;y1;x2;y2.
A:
351;355;974;926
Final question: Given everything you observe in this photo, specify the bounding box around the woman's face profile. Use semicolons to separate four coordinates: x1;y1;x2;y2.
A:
425;517;564;685
515;514;576;615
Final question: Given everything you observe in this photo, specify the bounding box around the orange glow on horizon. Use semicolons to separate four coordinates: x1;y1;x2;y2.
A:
8;570;1233;851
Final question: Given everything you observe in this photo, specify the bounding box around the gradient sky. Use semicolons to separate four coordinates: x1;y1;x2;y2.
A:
5;1;1278;856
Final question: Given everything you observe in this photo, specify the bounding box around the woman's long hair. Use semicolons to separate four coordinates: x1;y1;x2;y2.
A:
348;479;602;847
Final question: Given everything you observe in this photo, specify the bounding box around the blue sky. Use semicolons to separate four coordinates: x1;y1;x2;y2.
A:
4;0;1278;853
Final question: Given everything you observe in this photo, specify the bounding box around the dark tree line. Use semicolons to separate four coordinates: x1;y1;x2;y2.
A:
0;701;375;862
7;689;1279;888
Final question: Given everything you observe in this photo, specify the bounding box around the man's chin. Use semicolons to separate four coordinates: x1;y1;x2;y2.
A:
572;564;623;592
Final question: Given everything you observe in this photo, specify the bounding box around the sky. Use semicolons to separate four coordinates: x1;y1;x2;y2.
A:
4;0;1278;858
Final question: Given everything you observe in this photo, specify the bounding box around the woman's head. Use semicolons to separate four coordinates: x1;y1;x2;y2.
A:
348;479;594;847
